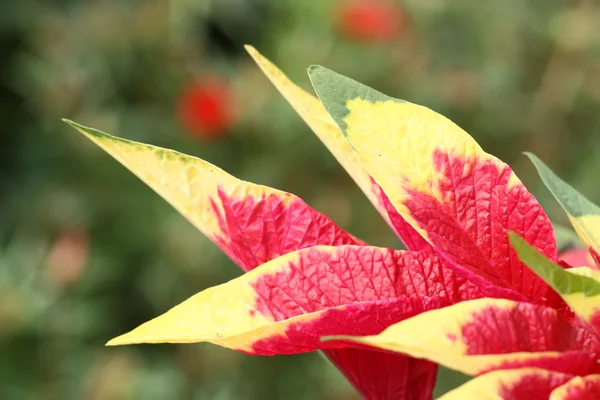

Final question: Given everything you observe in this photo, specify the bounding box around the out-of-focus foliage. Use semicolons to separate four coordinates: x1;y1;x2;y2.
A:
1;0;600;399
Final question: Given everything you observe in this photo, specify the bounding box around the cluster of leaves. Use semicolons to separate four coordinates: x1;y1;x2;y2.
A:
66;48;600;399
5;1;600;399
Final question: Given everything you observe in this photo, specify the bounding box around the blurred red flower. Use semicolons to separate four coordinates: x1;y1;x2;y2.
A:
337;0;407;42
45;228;89;288
177;78;235;140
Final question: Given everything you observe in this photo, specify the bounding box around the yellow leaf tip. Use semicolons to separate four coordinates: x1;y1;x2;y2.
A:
244;45;263;63
62;118;81;129
105;333;132;346
61;119;95;136
105;339;122;346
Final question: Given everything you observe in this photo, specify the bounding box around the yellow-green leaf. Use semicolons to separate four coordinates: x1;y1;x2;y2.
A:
527;153;600;267
510;232;600;333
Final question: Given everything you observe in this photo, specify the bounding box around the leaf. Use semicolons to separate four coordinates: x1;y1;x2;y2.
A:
527;153;600;268
550;375;600;400
510;232;600;333
245;46;430;252
307;66;559;306
106;245;465;353
65;119;441;399
323;298;600;376
326;349;438;400
438;368;573;400
64;119;359;272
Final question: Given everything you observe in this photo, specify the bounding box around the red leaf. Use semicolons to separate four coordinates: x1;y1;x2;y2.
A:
211;187;361;272
402;150;559;305
326;349;437;400
250;246;482;321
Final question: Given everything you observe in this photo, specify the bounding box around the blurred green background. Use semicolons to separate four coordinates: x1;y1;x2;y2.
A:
2;0;600;399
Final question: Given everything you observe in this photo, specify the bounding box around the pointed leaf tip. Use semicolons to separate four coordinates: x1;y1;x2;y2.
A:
307;66;360;134
243;44;257;55
105;331;141;346
525;152;600;217
62;118;82;129
525;152;600;267
61;119;114;141
307;64;325;75
308;65;408;139
105;337;124;347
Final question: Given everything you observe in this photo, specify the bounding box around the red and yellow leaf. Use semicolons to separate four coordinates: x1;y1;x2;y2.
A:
550;375;600;399
308;67;559;306
106;245;475;353
245;46;430;252
438;368;573;400
108;294;442;355
65;119;443;400
511;233;600;334
64;120;359;272
324;298;600;376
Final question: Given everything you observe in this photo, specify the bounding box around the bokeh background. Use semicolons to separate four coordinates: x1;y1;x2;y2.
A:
2;0;600;399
